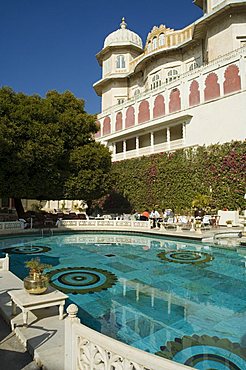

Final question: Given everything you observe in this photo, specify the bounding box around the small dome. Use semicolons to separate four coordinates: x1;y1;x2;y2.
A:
104;18;143;49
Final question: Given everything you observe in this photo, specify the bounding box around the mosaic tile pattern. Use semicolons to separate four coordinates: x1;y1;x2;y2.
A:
157;250;214;264
1;233;246;369
2;245;51;254
48;266;118;294
156;334;246;369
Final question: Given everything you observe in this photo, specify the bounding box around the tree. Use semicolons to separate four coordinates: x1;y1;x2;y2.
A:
0;87;112;217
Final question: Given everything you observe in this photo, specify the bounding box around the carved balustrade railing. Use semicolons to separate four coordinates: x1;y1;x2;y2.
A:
64;304;192;370
59;219;151;229
0;221;22;230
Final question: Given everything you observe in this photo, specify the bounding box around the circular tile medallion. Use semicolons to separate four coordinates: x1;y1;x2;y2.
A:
157;250;213;264
156;335;246;369
48;267;118;294
2;245;51;254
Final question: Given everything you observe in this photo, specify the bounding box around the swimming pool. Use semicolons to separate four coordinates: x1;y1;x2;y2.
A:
1;232;246;369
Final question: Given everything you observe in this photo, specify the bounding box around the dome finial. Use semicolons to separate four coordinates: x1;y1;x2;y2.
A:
120;17;127;29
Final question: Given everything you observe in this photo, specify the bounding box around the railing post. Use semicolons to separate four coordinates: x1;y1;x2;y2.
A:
4;253;9;270
64;304;80;370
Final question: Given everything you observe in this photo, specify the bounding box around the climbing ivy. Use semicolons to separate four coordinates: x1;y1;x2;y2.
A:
107;141;246;214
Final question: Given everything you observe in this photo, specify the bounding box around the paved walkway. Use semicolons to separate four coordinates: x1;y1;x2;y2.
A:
0;315;40;370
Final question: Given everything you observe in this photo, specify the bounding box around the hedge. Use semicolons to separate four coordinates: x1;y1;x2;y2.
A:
106;140;246;214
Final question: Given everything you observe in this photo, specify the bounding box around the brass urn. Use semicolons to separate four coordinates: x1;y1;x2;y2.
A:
24;258;51;294
24;271;49;294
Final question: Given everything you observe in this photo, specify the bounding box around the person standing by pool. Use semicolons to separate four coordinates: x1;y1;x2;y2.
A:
150;208;160;228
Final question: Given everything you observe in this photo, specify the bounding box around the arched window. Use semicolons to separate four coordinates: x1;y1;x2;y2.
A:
223;64;241;95
189;61;199;71
166;69;179;83
116;55;126;69
147;42;152;52
151;74;161;90
159;33;165;47
153;37;157;50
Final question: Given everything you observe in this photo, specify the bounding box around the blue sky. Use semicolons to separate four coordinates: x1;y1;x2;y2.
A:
0;0;202;114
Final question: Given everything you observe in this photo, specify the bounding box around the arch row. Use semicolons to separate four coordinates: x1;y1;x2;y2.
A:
96;64;241;137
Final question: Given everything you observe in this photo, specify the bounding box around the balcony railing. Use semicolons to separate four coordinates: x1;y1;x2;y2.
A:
113;139;184;161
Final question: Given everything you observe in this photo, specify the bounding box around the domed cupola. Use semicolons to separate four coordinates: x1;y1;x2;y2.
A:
103;18;143;50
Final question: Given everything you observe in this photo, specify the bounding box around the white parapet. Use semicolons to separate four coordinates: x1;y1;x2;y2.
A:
64;304;192;370
0;221;22;231
0;253;9;271
59;219;151;229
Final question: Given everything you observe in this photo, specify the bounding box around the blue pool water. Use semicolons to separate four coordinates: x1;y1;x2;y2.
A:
1;232;246;369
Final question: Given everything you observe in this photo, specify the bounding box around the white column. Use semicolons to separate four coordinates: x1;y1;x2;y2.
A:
199;72;206;104
150;132;154;153
149;94;154;121
239;56;246;90
216;67;224;97
165;88;170;115
167;127;171;150
111;111;115;133
136;136;139;156
123;140;127;159
122;106;126;130
64;304;81;370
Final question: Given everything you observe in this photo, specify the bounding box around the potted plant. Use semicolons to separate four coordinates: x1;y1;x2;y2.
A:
24;258;52;294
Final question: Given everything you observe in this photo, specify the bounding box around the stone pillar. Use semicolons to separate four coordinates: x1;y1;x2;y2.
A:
122;106;126;130
150;132;154;153
136;136;139;156
123;140;127;159
64;304;81;370
239;55;246;90
167;127;171;150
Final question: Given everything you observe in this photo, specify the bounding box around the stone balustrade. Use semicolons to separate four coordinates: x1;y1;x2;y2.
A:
0;221;22;231
59;219;151;229
64;304;192;370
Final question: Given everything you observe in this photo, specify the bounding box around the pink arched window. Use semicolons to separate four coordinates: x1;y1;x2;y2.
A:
153;95;165;119
125;106;135;128
223;64;241;95
102;117;111;136
115;112;123;131
138;100;150;124
189;80;200;107
204;73;220;101
169;89;181;113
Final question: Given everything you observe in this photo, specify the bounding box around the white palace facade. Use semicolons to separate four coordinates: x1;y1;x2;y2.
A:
93;0;246;162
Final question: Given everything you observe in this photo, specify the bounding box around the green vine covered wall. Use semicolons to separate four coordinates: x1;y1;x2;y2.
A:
107;141;246;213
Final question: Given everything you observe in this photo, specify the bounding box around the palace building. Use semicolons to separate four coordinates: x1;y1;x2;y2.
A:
93;0;246;162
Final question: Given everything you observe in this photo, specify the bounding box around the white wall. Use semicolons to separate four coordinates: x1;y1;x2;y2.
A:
185;91;246;147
